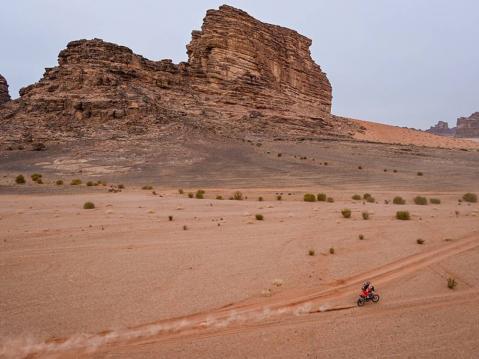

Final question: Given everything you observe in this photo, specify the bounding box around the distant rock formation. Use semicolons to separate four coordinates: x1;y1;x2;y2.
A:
1;5;354;146
0;74;10;105
456;112;479;138
426;121;455;136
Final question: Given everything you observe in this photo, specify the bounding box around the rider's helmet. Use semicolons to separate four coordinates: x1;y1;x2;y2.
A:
362;281;370;290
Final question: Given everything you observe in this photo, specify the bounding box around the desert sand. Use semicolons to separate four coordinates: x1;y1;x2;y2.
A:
1;160;478;358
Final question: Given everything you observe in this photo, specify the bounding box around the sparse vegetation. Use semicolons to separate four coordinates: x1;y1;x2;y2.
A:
188;192;194;198
352;194;361;200
36;179;43;184
358;166;362;170
365;196;375;203
363;193;372;200
329;247;335;254
393;196;406;205
362;211;369;220
359;234;364;240
393;169;397;173
86;181;94;186
55;180;64;185
118;184;125;189
168;215;173;221
429;198;441;204
308;249;315;256
83;202;95;210
258;196;264;201
327;197;334;203
341;208;352;218
303;193;316;202
15;175;26;185
183;225;188;230
276;195;282;201
416;238;425;245
142;185;153;190
195;190;204;199
417;171;424;176
396;211;411;220
414;196;428;205
31;173;42;182
277;153;282;157
233;191;243;200
255;214;264;220
178;189;184;194
71;179;82;186
447;277;457;289
216;195;223;200
462;193;477;203
317;193;327;201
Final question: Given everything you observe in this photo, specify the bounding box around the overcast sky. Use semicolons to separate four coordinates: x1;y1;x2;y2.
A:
1;0;478;129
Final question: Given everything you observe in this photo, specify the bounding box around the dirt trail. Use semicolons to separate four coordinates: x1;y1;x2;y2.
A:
3;230;478;358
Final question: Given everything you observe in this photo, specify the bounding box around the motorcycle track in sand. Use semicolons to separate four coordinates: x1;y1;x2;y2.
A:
3;231;479;358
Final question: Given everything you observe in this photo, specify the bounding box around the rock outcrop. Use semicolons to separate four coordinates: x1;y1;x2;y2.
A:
0;5;353;146
0;74;10;105
426;121;455;136
456;112;479;138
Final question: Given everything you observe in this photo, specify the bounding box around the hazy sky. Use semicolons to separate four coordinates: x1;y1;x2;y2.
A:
1;0;478;129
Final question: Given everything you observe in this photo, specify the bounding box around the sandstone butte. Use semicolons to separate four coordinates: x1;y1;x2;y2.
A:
0;5;477;149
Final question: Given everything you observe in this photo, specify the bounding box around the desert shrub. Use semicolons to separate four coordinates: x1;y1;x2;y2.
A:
462;193;477;203
303;193;316;202
142;185;153;190
216;195;223;200
324;162;328;166
416;238;425;245
195;190;204;199
365;196;375;203
31;173;42;181
352;194;361;200
168;215;173;221
255;214;264;220
55;179;64;185
276;195;282;201
362;211;369;220
36;179;43;184
308;249;315;256
178;189;184;194
359;234;364;240
429;198;441;204
363;193;372;200
118;184;125;189
384;169;388;172
183;225;188;230
327;197;334;203
188;192;194;198
447;277;457;289
393;196;406;205
393;169;397;173
341;208;352;218
317;193;327;201
414;196;428;205
277;153;282;157
417;171;423;176
258;196;264;201
71;179;82;185
396;211;410;220
329;247;335;254
83;201;95;209
358;166;363;170
86;181;94;186
233;191;243;200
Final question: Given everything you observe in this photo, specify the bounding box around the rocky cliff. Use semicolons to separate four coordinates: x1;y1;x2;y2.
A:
0;74;10;105
456;112;479;138
0;5;352;147
426;121;455;136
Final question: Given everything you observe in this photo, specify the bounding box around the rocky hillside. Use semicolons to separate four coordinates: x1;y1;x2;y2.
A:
427;113;479;138
0;5;356;148
0;74;10;105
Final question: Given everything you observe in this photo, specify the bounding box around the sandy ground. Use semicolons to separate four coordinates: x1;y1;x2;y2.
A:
1;185;478;358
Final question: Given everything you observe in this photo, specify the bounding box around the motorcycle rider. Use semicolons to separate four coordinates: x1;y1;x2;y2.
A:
361;281;374;298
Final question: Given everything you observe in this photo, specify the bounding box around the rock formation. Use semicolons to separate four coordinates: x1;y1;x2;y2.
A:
0;5;355;147
426;121;455;136
455;112;479;138
0;74;10;105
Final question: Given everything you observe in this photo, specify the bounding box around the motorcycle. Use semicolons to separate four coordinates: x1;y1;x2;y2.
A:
357;288;380;307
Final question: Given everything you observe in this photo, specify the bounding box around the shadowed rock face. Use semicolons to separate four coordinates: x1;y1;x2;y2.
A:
0;74;10;105
426;121;455;136
0;5;352;145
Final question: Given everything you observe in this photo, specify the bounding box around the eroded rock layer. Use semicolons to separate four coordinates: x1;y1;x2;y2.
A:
0;74;10;105
456;112;479;138
0;5;352;146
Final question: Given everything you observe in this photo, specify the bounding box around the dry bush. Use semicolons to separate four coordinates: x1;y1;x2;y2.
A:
329;247;335;254
168;215;173;221
178;189;184;194
327;197;334;203
414;196;428;205
396;211;410;220
258;196;264;201
362;211;369;220
31;173;42;182
216;195;223;200
304;193;316;202
55;179;64;185
416;238;425;244
352;194;361;200
447;277;457;289
462;193;477;203
142;185;153;190
359;234;365;240
71;179;82;185
188;192;194;198
429;198;441;204
317;193;327;201
393;196;406;205
83;202;95;209
341;208;352;218
308;249;315;256
233;191;243;200
255;214;264;220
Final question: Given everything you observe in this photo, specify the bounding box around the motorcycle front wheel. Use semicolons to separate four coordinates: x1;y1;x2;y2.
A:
357;298;365;307
372;294;380;303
